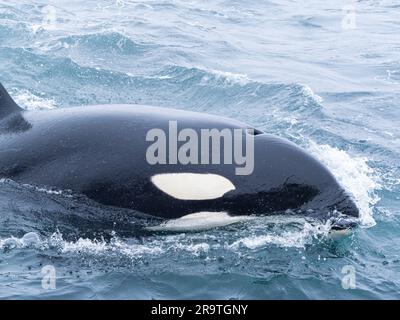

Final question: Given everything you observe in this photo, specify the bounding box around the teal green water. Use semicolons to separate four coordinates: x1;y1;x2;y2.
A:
0;0;399;299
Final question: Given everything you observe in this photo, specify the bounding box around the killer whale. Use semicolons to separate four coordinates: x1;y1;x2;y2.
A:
0;83;359;230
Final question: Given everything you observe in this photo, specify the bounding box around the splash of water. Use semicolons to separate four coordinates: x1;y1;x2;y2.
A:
308;141;381;227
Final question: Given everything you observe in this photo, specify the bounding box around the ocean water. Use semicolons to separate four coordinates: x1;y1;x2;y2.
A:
0;0;399;299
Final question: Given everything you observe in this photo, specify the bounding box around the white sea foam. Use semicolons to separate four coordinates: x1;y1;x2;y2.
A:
301;84;323;103
0;178;14;184
13;90;57;111
174;242;211;256
59;238;163;257
0;232;42;250
44;231;164;258
0;218;324;258
228;221;330;250
20;183;67;196
308;141;380;227
201;68;250;86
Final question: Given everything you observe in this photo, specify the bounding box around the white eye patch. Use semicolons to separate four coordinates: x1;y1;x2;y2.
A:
151;173;235;200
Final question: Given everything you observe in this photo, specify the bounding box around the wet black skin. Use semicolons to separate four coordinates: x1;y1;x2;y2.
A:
0;84;359;228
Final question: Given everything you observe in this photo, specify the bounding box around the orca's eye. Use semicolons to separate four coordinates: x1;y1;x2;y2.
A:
246;128;264;136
